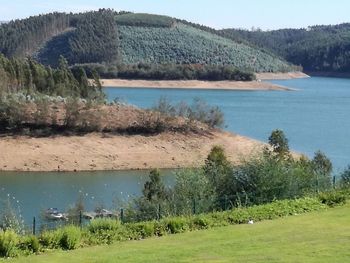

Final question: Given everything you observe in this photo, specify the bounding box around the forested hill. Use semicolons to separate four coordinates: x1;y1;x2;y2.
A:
0;10;296;76
221;24;350;74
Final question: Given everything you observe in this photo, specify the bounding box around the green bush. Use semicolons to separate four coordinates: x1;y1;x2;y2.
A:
126;221;156;239
88;219;121;234
191;215;214;230
59;226;81;250
318;191;347;207
163;217;190;234
0;230;19;258
19;235;40;254
40;229;62;249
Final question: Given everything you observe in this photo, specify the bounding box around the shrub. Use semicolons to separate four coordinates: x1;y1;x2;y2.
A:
191;215;214;230
40;229;62;249
19;235;40;254
127;221;156;239
318;191;347;207
86;219;124;245
59;226;81;250
163;217;190;234
340;166;350;188
0;230;19;258
88;219;121;233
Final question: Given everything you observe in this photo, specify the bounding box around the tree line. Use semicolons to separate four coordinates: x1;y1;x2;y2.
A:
0;13;70;58
75;63;255;81
221;24;350;73
120;129;349;222
0;54;101;99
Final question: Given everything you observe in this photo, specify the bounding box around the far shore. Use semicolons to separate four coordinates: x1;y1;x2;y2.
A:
100;72;309;91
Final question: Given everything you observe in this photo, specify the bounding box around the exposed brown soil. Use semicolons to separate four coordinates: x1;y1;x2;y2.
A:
0;131;264;172
100;79;290;90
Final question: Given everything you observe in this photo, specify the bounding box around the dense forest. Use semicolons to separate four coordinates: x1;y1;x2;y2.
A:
74;63;255;81
0;11;297;80
3;10;350;75
0;13;70;58
221;24;350;73
0;54;102;99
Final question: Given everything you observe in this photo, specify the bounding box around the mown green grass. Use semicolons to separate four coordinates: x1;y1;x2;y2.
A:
8;204;350;263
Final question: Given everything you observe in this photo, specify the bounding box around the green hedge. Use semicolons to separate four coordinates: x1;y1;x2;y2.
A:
0;195;346;258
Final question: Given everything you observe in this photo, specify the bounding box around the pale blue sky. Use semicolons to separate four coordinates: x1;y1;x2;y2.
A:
1;0;349;30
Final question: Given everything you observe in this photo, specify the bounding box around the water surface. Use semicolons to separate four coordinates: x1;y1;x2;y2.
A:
105;77;350;172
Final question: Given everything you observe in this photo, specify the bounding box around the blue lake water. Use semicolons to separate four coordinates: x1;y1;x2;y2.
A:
105;77;350;173
0;170;174;227
1;76;349;225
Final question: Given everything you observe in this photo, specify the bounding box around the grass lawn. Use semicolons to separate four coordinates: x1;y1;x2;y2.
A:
8;204;350;263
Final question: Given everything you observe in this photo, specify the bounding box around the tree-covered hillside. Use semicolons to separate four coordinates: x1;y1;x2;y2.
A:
36;9;119;67
0;13;70;58
118;23;293;72
221;24;350;73
0;11;298;78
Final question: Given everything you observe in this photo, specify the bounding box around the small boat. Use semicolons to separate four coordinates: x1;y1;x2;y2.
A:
45;208;65;220
96;209;115;218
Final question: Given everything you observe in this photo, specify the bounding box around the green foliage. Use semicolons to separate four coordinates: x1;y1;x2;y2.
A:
116;63;255;81
33;10;119;67
86;219;124;245
142;169;167;201
221;24;350;73
59;226;81;250
119;23;293;73
340;166;350;188
152;97;224;128
162;217;190;234
88;219;121;234
0;196;343;258
0;198;24;235
126;221;156;239
0;54;103;99
191;215;214;229
39;229;63;249
172;169;214;215
268;129;290;158
116;13;175;28
0;13;70;58
19;235;40;254
311;151;333;190
318;191;346;207
204;146;232;198
0;230;19;258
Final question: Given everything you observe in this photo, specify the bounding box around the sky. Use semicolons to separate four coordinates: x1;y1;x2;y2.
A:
1;0;350;30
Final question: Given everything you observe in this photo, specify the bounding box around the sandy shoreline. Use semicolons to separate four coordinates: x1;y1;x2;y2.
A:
0;131;264;172
100;72;308;91
101;79;290;91
256;72;309;80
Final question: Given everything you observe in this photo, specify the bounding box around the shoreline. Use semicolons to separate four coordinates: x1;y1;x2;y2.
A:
0;131;264;172
256;71;309;80
100;72;308;91
101;79;291;91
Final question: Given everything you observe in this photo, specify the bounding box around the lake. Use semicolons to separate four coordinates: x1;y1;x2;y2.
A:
1;76;350;225
105;77;350;172
0;170;174;228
